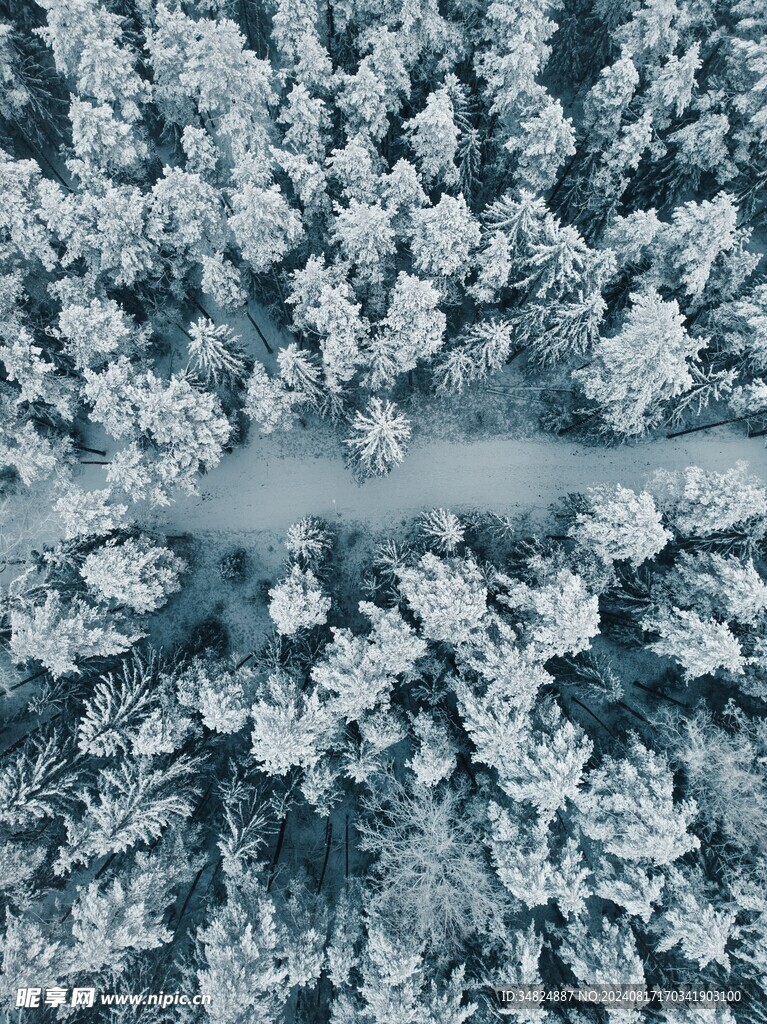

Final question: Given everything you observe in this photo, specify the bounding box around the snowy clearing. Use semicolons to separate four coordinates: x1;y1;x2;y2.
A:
78;428;767;534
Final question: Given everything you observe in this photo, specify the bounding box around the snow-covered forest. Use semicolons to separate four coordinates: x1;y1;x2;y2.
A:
1;0;767;1019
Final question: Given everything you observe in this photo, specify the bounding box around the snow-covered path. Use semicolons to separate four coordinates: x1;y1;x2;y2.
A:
94;429;767;535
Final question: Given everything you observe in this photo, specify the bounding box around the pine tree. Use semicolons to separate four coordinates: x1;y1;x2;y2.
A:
331;200;396;287
344;398;411;478
54;486;127;540
644;606;745;680
188;318;246;385
574;739;700;866
80;536;186;614
404;86;460;187
406;712;456;787
558;917;646;994
419;508;464;555
496;701;593;821
68;839;196;975
593;860;665;924
77;657;156;757
9;592;143;678
667;551;767;625
655;868;736;970
366;273;446;389
268;564;330;635
575;289;702;437
397;553;487;644
487;805;557;909
410;194;481;286
55;753;201;874
250;671;331;775
501;568;600;660
195;881;293;1024
285;516;332;567
243;363;297;435
0;730;74;829
650;462;767;541
570;484;671;566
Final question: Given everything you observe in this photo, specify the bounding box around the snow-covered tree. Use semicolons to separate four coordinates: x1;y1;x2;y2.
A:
268;564;330;635
501;568;600;660
419;508;464;555
574;739;700;866
496;701;592;821
9;592;143;678
250;671;330;775
81;536;185;614
410;194;481;286
243;363;297;435
571;485;670;566
188;318;246;384
651;462;767;540
397;553;487;644
656;868;736;970
344;398;411;477
406;713;456;787
404;86;459;186
575;289;703;437
55;754;200;873
644;606;745;680
359;777;503;951
366;273;446;389
54;486;127;540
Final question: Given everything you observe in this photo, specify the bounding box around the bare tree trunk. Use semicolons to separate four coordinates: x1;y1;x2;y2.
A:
316;817;333;894
74;445;107;456
267;814;288;892
8;667;48;691
666;408;767;439
632;680;689;708
570;695;616;737
246;309;274;354
173;864;206;936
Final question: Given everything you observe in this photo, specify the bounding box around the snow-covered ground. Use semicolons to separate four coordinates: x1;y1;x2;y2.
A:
78;425;766;534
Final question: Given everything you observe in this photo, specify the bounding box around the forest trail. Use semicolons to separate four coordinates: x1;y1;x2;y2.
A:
84;429;767;535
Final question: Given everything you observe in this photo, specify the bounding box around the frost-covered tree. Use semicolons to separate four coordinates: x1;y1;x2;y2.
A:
651;462;767;541
419;508;464;555
496;701;592;821
574;739;699;866
501;568;600;660
54;486;127;540
366;273;446;389
655;868;736;970
410;194;481;286
9;592;143;678
575;289;703;437
68;841;195;975
668;551;767;625
406;713;456;787
80;536;185;614
397;553;487;644
188;318;246;384
359;777;504;951
644;606;745;680
344;398;411;477
570;485;670;566
243;363;297;435
55;754;201;873
558;917;646;998
404;86;459;187
268;564;330;636
250;671;331;775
